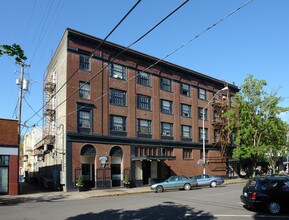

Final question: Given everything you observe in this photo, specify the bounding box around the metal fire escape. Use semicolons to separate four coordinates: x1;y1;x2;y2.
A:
43;71;56;151
212;91;230;157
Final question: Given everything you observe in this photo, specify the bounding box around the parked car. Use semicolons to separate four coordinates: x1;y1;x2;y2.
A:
191;174;224;187
150;176;197;193
240;175;289;214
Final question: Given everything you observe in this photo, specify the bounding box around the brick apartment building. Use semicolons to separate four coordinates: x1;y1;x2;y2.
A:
34;28;238;191
0;118;19;195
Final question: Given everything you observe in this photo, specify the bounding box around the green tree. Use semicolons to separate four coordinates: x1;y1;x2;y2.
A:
225;74;289;176
0;43;27;62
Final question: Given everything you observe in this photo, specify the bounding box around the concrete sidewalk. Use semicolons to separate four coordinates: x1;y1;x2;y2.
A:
0;178;247;205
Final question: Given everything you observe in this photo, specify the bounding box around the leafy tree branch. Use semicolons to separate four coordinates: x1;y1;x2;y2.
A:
0;43;27;63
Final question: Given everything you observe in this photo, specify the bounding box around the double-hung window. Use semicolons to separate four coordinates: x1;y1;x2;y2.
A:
137;71;151;86
110;63;126;80
79;111;91;129
199;127;208;143
160;77;172;92
77;104;93;134
161;99;173;114
110;115;126;132
181;125;192;138
181;104;191;117
137;119;152;135
181;83;190;96
110;89;126;106
198;88;206;100
80;54;90;71
79;82;91;100
137;94;151;110
161;122;173;137
198;108;208;120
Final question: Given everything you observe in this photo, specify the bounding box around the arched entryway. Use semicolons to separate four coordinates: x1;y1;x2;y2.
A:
80;144;96;188
110;146;123;187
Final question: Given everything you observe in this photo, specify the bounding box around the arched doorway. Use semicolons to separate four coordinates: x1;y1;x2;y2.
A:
110;146;123;187
80;144;96;188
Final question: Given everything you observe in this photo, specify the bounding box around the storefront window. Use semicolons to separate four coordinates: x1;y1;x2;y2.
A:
0;155;9;165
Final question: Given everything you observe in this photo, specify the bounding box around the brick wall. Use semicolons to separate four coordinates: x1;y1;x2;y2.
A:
0;118;18;145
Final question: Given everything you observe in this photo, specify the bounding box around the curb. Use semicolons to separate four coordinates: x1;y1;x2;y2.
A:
0;179;247;203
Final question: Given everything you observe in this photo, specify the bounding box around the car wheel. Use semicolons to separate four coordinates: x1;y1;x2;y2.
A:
210;181;217;187
156;185;164;193
184;183;191;191
268;201;281;214
210;181;217;188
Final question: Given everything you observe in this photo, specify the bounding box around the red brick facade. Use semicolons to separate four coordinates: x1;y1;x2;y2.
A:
47;29;238;190
0;118;19;195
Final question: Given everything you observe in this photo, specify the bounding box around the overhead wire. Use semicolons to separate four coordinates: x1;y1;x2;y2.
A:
12;97;19;118
22;0;38;44
45;0;143;105
23;95;43;119
24;0;143;125
23;0;253;177
35;0;190;125
29;0;64;63
55;0;253;122
32;0;66;74
27;0;53;60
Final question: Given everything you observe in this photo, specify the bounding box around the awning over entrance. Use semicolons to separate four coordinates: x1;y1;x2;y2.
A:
132;155;176;161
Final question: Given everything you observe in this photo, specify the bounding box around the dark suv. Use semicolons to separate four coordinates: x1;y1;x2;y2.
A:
240;175;289;214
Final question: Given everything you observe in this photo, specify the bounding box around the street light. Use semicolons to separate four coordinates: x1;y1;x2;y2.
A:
202;86;229;174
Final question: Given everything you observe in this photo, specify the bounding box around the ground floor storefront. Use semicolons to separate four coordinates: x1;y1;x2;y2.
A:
28;133;231;192
0;152;19;195
64;133;228;191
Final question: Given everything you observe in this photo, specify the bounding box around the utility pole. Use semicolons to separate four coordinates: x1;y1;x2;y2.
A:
16;62;30;194
16;62;30;137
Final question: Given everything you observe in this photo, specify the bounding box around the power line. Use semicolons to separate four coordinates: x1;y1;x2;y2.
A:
56;0;253;121
29;0;64;63
22;0;38;44
24;0;143;125
23;95;42;119
12;97;19;118
31;0;66;76
36;0;190;125
27;0;54;59
46;0;143;106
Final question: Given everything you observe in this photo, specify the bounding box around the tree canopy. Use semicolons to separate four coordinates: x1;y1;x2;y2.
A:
0;43;27;63
225;74;289;175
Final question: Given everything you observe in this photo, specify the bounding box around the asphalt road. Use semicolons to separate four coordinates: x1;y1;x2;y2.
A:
1;183;289;220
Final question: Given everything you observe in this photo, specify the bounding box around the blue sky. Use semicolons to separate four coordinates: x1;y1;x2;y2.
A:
1;0;289;134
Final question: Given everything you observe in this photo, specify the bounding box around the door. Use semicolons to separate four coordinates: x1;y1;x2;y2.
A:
142;160;151;185
111;164;121;186
82;164;95;188
195;174;209;186
165;176;178;189
0;167;8;194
